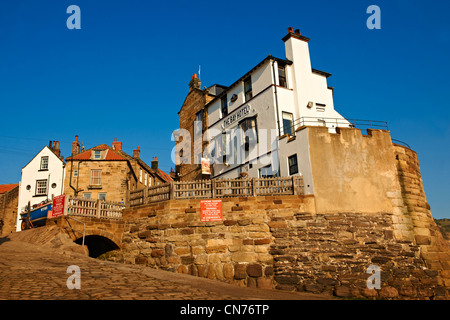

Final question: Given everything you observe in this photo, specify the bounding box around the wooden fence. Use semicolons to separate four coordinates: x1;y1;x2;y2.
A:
66;196;125;219
128;176;304;208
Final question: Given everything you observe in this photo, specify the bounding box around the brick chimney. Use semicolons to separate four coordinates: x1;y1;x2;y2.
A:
151;157;158;170
53;141;61;157
133;146;140;159
112;137;122;151
72;135;80;156
189;73;201;91
170;167;176;179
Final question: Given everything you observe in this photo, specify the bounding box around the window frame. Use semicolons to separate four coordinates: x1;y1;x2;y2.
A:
35;179;48;196
244;77;252;101
83;193;91;200
288;154;299;176
90;169;102;186
93;150;101;160
282;112;294;136
98;193;107;201
278;65;287;88
40;156;49;171
221;95;228;118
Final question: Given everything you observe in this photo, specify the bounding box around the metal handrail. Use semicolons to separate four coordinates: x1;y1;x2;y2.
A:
64;215;86;246
279;116;389;136
392;139;411;149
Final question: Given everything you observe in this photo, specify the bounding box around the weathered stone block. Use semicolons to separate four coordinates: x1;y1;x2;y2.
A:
246;264;263;278
379;287;399;299
232;252;257;263
234;264;247;280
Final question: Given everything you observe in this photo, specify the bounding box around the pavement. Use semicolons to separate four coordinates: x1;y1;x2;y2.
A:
0;236;333;301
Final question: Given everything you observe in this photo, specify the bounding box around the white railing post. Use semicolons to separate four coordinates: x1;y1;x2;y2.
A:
96;199;101;219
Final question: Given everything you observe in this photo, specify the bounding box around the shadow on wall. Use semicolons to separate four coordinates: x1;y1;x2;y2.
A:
75;235;119;258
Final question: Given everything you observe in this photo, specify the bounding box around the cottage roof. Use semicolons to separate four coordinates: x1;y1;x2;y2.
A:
0;184;19;194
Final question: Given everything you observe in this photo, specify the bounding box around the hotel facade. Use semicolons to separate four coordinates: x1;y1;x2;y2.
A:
175;28;350;193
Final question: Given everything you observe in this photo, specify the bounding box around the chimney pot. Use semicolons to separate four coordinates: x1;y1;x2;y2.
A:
294;29;300;35
288;27;293;33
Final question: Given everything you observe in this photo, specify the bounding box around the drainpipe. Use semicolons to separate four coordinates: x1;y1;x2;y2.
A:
69;156;77;196
272;59;282;176
272;59;281;137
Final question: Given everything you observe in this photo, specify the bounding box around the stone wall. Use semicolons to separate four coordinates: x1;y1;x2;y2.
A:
393;145;450;287
111;194;449;299
0;185;19;236
64;161;130;203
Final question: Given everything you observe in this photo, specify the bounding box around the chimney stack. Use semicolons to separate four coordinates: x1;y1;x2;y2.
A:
189;73;201;91
151;157;158;170
112;137;123;151
133;146;140;159
49;140;61;157
53;141;61;157
170;167;176;179
72;135;80;156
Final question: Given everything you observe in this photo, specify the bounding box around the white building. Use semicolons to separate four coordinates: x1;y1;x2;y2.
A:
200;27;349;184
16;141;65;231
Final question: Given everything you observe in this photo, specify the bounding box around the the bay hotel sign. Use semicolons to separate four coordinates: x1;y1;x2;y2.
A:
222;105;252;129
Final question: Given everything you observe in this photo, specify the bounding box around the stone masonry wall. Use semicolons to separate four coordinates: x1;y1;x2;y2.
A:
393;145;450;287
111;195;449;299
0;185;19;236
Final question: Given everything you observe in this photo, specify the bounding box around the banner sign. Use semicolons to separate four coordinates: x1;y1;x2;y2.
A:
48;194;66;218
200;199;223;222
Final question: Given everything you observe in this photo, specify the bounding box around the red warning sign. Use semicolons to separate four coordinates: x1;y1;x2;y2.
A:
200;199;223;222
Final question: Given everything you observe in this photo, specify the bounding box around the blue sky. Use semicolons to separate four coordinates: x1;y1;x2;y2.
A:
0;0;449;218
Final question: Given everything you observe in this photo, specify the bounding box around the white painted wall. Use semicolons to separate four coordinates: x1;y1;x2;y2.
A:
204;31;350;180
16;146;65;231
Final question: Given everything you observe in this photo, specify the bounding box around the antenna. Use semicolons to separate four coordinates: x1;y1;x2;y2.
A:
198;65;201;81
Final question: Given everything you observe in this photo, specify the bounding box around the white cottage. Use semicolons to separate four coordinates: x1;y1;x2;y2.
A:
16;141;65;231
202;27;349;182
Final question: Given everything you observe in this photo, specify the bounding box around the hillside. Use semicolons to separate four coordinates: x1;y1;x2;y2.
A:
435;218;450;240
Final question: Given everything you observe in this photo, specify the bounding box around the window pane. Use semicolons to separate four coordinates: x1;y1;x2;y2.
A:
83;193;91;199
282;112;294;135
98;193;107;200
36;180;47;195
244;78;252;101
278;66;287;88
288;154;298;175
221;95;228;117
40;156;49;170
90;170;102;185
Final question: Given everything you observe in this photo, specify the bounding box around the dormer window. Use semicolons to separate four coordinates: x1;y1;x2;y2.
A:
93;150;101;160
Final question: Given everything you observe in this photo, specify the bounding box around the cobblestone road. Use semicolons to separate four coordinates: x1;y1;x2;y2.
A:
0;237;331;301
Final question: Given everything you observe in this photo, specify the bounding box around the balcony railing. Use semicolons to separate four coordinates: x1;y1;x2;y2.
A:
279;116;389;137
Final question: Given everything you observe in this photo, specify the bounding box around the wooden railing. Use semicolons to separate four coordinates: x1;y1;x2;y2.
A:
128;176;304;208
66;196;125;219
